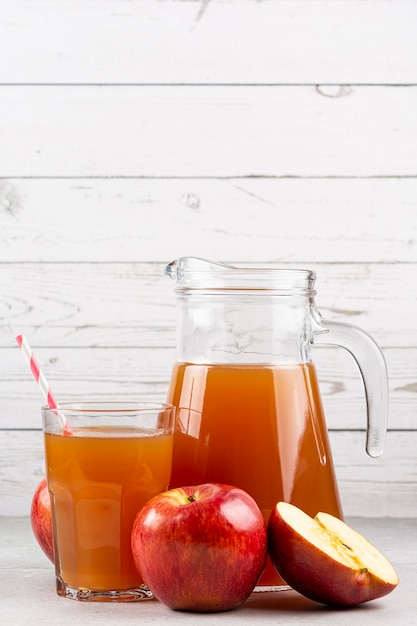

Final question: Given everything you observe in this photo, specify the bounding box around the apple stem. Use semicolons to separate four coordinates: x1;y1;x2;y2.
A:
187;494;197;503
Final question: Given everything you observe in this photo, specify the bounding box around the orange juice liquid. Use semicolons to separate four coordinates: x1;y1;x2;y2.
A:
45;427;173;591
167;362;342;586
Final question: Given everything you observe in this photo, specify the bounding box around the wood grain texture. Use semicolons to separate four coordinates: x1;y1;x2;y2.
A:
1;178;417;262
0;0;415;84
1;262;416;348
1;85;416;177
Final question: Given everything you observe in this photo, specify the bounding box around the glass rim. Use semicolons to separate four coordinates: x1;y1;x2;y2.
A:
167;257;317;294
42;401;175;414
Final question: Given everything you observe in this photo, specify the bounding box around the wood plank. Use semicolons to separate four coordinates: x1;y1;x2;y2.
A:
1;429;415;517
1;262;416;348
329;430;417;518
1;178;417;263
0;1;415;84
1;86;417;177
1;347;175;430
0;263;175;348
1;345;415;430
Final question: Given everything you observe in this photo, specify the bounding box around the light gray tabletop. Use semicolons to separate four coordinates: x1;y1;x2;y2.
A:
1;517;416;625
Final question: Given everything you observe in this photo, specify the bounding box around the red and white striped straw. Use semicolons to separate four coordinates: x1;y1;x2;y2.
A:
15;334;72;435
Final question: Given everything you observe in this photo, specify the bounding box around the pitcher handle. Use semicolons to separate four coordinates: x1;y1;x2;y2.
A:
311;307;389;458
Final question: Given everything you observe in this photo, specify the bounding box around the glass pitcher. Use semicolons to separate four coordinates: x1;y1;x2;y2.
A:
165;257;388;588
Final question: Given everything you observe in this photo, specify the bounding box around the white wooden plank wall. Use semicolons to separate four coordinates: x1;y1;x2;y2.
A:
1;0;416;517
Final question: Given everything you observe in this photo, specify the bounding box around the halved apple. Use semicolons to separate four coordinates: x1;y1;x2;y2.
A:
268;501;399;606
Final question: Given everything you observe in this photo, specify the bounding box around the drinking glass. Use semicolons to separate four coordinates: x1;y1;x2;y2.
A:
42;401;175;601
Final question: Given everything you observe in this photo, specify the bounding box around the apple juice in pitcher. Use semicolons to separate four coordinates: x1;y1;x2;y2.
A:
165;258;389;588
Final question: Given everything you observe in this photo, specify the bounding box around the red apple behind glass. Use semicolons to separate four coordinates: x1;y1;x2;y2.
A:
268;501;399;607
131;483;267;612
30;478;54;563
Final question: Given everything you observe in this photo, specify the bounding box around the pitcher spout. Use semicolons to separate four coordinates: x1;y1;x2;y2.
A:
165;257;234;286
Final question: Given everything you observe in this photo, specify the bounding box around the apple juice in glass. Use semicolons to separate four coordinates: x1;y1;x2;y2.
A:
165;257;389;588
42;401;175;601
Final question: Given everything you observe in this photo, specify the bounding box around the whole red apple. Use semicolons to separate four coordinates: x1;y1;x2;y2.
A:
268;501;399;607
131;483;267;612
30;478;54;563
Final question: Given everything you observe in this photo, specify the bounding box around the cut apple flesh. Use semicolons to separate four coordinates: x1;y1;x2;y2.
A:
280;503;398;584
314;511;399;584
268;502;399;606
